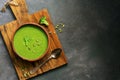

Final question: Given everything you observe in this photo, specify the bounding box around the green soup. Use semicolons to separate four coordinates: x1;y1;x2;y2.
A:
13;24;48;60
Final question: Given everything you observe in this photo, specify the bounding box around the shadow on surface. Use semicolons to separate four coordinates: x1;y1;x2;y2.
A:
89;12;120;80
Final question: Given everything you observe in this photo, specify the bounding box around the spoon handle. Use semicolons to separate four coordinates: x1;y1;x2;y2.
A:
29;57;52;74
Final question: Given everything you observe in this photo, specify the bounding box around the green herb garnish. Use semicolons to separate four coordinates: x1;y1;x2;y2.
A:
55;23;65;33
39;16;49;26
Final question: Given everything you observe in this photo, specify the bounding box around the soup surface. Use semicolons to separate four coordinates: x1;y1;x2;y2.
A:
13;24;48;60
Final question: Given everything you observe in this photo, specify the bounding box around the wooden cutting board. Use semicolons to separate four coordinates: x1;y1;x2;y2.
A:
0;0;67;80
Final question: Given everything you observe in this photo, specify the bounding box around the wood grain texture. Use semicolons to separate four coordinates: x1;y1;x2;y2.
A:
10;0;29;24
0;0;67;80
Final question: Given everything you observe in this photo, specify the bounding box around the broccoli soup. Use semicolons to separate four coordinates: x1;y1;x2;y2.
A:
13;24;48;61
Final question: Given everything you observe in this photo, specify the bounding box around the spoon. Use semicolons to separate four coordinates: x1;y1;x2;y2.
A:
29;48;62;74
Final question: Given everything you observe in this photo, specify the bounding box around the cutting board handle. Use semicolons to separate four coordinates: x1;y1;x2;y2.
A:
10;0;29;23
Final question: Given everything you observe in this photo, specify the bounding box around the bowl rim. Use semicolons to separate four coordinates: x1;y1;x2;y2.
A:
12;22;50;62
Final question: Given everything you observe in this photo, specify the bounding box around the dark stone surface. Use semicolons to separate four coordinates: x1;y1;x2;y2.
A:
0;0;120;80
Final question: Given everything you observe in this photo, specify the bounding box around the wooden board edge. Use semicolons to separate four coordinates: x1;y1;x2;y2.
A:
0;21;26;80
43;9;68;63
28;62;68;80
0;20;17;31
